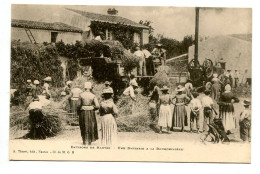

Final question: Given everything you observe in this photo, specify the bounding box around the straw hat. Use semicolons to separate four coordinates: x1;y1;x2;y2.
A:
161;85;169;91
34;80;40;85
225;84;231;92
243;100;251;106
27;79;31;83
175;85;185;92
84;82;92;89
44;76;52;82
102;88;113;94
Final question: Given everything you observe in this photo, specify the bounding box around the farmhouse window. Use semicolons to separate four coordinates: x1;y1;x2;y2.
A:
51;32;58;43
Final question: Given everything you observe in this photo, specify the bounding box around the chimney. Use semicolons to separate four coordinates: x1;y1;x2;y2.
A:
107;8;118;15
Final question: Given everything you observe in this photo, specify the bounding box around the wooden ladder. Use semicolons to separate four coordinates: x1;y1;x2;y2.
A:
24;28;37;44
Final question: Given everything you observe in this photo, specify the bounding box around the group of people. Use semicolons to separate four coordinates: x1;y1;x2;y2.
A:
133;44;167;76
149;75;251;142
62;80;118;145
25;71;251;144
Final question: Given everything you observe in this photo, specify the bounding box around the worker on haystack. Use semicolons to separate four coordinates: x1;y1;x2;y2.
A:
104;81;114;94
78;82;100;145
134;46;146;76
142;48;153;75
152;43;167;65
122;80;138;115
123;80;138;102
69;84;83;118
32;80;42;98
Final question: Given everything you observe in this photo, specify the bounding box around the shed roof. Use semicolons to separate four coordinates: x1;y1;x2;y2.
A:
66;8;149;29
11;19;83;33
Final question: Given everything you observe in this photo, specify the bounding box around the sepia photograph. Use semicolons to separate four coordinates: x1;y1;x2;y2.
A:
9;4;252;162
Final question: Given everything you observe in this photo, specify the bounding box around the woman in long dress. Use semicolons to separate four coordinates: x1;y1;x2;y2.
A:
218;84;239;134
171;85;190;132
158;86;172;134
100;88;118;145
239;100;251;142
78;82;100;145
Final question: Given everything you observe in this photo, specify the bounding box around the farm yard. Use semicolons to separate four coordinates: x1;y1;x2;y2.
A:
9;6;252;158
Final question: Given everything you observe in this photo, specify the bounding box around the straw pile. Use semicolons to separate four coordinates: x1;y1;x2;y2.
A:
116;92;152;132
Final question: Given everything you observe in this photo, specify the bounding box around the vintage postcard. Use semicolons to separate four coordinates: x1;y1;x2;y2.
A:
9;4;252;162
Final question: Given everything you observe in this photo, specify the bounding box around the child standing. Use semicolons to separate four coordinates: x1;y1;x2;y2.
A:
239;100;251;142
189;92;202;133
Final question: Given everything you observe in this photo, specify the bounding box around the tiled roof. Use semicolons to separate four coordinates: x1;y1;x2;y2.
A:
11;19;83;33
66;8;149;29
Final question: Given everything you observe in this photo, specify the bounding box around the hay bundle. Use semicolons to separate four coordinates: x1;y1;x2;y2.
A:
116;93;152;132
10;108;63;139
150;71;171;88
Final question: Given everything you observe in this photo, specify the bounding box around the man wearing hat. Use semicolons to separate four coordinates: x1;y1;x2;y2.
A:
152;43;167;65
239;100;251;142
78;82;100;145
134;46;146;76
104;81;114;94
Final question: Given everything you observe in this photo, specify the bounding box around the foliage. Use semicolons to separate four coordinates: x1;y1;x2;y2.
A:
56;40;139;79
90;21;142;49
11;40;64;104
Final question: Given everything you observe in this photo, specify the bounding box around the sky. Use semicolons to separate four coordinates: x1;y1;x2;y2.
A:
11;5;252;41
